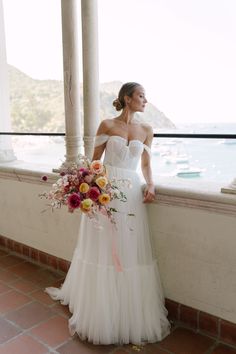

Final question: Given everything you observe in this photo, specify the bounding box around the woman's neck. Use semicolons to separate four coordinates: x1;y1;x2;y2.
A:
117;109;135;124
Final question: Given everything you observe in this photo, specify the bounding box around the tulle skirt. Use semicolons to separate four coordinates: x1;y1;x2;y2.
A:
45;165;170;345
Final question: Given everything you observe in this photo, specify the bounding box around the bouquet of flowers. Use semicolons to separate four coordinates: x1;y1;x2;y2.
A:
40;154;131;226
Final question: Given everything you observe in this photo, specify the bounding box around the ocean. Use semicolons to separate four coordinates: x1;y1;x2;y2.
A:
151;123;236;184
12;123;236;185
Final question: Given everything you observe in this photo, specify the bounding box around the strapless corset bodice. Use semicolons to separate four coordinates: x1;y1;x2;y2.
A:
94;134;151;171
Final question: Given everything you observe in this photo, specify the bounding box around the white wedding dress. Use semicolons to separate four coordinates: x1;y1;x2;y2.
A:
45;134;170;345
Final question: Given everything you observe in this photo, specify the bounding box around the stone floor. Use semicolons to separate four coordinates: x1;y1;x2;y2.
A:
0;249;236;354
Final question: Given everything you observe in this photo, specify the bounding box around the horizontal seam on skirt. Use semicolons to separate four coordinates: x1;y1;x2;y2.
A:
73;252;157;272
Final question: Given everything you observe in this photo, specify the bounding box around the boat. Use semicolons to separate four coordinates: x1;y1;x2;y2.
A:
175;165;202;177
221;139;236;145
164;154;189;164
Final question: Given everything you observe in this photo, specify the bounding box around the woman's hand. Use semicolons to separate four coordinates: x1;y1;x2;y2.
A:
143;183;156;203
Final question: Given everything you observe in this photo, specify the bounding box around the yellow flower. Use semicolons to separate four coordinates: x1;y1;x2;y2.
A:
80;198;93;212
90;160;104;174
79;182;90;193
95;176;108;189
98;193;110;205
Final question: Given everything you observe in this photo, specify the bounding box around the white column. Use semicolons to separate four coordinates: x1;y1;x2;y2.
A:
81;0;100;159
60;0;83;167
0;0;16;162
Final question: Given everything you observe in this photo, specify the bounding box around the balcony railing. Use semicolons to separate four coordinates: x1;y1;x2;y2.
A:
0;132;236;139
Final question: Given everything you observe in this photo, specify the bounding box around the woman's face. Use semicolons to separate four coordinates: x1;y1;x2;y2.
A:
126;86;147;112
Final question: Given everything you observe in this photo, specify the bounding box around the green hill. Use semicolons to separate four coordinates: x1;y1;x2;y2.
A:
8;65;175;133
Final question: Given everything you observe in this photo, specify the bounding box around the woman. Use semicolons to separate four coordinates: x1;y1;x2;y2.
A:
46;82;170;345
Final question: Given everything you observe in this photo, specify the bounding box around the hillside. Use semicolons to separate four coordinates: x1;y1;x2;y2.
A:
8;65;175;132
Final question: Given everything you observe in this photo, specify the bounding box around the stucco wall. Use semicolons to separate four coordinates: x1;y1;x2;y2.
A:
0;177;236;324
148;203;236;324
0;179;80;260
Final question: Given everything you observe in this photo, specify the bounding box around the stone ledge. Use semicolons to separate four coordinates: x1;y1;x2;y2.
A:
0;162;236;215
0;162;57;185
156;193;236;216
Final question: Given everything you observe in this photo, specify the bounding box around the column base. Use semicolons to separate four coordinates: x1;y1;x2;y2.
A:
83;135;95;160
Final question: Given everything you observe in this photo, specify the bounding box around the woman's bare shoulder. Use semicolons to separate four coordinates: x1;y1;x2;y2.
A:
140;122;153;136
96;118;116;134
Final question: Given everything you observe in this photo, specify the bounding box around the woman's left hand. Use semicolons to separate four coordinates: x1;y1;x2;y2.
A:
143;184;156;203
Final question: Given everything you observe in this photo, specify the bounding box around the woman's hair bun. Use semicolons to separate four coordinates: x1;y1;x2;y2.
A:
112;98;123;111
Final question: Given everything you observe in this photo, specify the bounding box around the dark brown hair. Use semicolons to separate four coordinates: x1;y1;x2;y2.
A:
113;82;141;111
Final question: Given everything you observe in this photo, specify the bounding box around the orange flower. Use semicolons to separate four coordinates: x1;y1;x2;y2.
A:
98;193;110;205
90;160;104;174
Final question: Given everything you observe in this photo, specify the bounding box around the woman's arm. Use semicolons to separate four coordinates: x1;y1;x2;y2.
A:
92;145;106;161
141;125;155;203
91;119;110;161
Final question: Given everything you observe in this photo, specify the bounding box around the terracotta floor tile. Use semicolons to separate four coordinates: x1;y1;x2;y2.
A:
118;344;135;352
0;255;25;269
0;334;48;354
199;311;219;338
211;344;236;354
51;278;65;288
8;261;41;276
158;327;214;354
0;282;10;294
30;289;56;305
146;344;171;353
0;289;31;314
0;250;8;257
112;350;130;354
26;269;64;287
30;315;71;347
125;344;147;354
5;301;55;329
10;279;40;294
51;303;71;318
221;320;236;346
56;337;114;354
0;269;19;283
179;305;198;330
0;317;22;344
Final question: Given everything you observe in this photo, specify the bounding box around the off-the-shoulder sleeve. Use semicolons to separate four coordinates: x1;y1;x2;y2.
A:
94;134;109;147
143;144;151;156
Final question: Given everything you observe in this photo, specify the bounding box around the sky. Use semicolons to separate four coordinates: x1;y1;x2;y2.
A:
2;0;236;125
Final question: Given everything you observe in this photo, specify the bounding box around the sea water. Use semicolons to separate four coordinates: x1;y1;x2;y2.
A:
12;123;236;185
151;123;236;184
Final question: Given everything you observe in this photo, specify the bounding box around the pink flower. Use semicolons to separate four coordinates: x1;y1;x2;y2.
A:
41;175;48;181
87;186;100;201
67;193;81;209
60;171;66;176
78;168;90;177
79;168;86;173
84;174;93;184
82;170;90;177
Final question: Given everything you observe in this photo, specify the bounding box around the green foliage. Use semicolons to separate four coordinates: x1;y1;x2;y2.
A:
9;65;65;133
8;65;175;133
